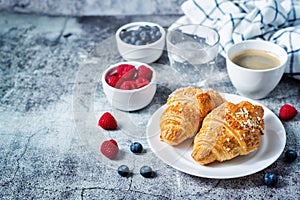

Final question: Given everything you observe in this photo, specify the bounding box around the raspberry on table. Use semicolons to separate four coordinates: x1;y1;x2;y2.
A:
279;104;297;121
100;139;119;159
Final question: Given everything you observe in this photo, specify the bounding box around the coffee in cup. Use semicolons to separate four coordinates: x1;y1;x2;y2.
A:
231;49;280;70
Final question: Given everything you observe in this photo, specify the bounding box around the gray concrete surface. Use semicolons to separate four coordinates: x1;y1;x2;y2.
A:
0;0;185;16
0;11;299;199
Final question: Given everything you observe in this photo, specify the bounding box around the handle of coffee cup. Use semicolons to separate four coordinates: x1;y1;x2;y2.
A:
277;43;288;52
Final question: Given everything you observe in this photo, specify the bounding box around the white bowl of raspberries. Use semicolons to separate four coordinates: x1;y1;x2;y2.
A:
102;61;157;111
116;22;166;63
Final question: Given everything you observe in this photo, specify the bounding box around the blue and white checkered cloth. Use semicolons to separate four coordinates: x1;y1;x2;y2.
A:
171;0;300;80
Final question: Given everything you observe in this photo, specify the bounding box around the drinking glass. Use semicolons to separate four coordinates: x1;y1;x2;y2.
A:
166;24;220;88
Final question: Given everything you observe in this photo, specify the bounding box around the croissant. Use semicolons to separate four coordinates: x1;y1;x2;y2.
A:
191;101;264;165
159;87;225;145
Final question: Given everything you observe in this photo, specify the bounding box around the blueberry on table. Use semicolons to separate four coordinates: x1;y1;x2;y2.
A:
263;172;278;187
130;142;143;154
285;149;298;163
140;166;154;178
118;165;130;177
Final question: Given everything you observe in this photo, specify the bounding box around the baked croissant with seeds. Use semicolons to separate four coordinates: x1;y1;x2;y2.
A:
191;101;264;165
159;87;225;145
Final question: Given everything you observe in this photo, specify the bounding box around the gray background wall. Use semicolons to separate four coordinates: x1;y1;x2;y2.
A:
0;0;185;16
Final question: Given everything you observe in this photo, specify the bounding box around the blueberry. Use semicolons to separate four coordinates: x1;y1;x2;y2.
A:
130;142;143;153
139;31;147;39
149;29;155;36
130;30;139;37
144;25;151;30
135;40;143;45
139;31;151;42
118;165;130;177
119;29;128;39
137;26;145;33
155;31;162;38
140;166;154;178
140;25;148;31
130;36;138;44
142;35;150;41
150;34;157;42
285;150;298;163
151;25;160;32
122;35;131;44
263;172;278;187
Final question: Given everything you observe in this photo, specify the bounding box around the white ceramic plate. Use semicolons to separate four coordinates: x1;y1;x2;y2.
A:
146;93;286;179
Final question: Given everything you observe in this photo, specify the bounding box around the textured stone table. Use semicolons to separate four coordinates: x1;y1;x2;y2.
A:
0;11;299;199
0;0;184;16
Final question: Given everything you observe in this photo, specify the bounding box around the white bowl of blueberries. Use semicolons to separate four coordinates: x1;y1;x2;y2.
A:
116;22;166;63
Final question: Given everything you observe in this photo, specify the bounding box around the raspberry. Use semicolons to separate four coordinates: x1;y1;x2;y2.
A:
135;77;150;88
98;112;118;130
119;80;137;90
106;74;120;87
279;104;297;121
137;65;152;80
100;139;119;159
117;64;136;80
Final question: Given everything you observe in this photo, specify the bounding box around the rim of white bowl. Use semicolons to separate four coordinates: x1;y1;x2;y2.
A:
102;61;157;93
115;21;166;49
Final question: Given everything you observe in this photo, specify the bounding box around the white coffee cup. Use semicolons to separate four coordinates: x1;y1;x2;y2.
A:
226;40;288;99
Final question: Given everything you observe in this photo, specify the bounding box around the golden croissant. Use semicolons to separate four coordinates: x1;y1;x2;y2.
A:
159;87;225;145
192;101;264;165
